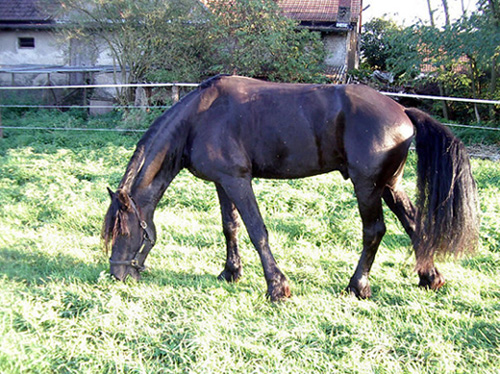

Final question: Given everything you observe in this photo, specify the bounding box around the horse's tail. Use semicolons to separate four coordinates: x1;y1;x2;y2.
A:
405;108;479;272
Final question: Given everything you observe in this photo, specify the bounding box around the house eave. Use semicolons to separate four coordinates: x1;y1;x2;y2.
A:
0;21;59;31
297;21;356;32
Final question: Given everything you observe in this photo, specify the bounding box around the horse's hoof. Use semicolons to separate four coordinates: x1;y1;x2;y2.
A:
217;266;242;283
418;268;446;290
346;280;372;299
267;277;291;302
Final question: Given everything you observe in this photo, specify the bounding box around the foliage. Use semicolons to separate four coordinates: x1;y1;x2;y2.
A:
1;110;499;373
359;1;500;124
360;18;402;72
450;1;500;99
57;0;208;103
57;0;327;95
205;0;326;82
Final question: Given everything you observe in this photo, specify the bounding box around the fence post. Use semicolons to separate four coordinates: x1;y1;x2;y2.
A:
135;86;148;110
0;109;3;138
171;84;179;103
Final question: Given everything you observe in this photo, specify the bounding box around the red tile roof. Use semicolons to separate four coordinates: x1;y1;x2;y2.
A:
1;0;362;25
277;0;361;23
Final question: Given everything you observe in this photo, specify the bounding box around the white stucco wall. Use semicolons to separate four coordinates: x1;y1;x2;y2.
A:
95;40;114;66
0;30;122;86
0;30;66;66
323;33;348;67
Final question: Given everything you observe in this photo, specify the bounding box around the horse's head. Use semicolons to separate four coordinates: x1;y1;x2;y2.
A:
102;188;155;281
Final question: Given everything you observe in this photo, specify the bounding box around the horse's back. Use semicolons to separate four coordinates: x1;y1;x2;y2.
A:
187;76;414;183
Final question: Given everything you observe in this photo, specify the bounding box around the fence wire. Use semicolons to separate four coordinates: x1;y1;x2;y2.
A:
1;122;498;133
0;126;146;132
0;105;172;109
1;82;499;134
1;81;499;104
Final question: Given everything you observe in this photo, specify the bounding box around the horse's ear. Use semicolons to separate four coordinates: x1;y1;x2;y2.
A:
116;189;132;211
107;187;116;200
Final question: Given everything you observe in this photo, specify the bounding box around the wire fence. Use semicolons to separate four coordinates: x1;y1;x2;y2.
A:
1;82;499;134
0;126;147;133
0;82;199;90
381;91;500;106
0;105;171;109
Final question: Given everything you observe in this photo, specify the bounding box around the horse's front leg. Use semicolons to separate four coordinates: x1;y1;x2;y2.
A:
215;183;243;282
219;177;291;301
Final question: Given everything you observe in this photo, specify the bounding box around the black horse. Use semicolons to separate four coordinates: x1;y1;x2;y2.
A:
103;75;479;301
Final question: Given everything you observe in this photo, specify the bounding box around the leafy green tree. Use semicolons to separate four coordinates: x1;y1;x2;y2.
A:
57;0;208;103
477;0;500;103
360;18;421;81
205;0;326;82
57;0;327;105
362;2;499;123
434;0;500;121
360;18;401;71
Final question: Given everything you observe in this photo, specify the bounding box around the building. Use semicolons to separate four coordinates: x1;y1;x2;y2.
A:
0;0;117;87
0;0;62;67
0;0;362;85
278;0;362;82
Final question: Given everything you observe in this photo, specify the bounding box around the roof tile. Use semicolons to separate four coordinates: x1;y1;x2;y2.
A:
0;0;58;22
277;0;361;23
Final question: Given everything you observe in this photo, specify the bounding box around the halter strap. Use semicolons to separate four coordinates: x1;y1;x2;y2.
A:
128;197;155;245
109;195;155;271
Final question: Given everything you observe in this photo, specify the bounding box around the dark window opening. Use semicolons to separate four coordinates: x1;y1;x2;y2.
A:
19;37;35;49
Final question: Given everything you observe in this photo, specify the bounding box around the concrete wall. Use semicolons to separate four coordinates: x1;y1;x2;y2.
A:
323;32;348;67
0;30;65;66
347;29;359;70
0;30;120;87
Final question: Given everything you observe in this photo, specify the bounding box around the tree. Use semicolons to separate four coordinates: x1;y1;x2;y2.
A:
360;18;421;80
361;18;399;71
481;0;500;106
450;1;500;120
57;0;208;103
204;0;326;82
442;0;451;26
57;0;327;105
427;0;436;27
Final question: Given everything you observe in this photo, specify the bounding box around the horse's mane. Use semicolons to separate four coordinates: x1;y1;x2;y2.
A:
198;73;231;89
113;77;226;195
119;145;146;193
101;190;130;253
101;80;216;252
101;145;147;252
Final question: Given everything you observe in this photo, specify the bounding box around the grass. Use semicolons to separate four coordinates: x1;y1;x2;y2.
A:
0;110;499;373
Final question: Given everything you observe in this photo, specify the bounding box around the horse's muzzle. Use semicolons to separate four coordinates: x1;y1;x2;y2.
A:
110;264;141;282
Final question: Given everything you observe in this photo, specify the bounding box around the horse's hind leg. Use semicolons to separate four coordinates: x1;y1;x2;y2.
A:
382;184;416;238
216;183;243;282
347;183;386;299
219;177;291;301
382;184;445;290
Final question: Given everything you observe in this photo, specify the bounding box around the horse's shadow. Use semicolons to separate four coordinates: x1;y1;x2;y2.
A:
0;243;258;297
0;247;106;285
0;240;435;308
143;264;264;297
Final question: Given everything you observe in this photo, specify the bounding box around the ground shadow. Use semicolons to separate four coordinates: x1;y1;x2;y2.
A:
0;247;106;285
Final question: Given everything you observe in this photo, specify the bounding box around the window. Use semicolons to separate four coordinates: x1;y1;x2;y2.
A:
18;37;35;49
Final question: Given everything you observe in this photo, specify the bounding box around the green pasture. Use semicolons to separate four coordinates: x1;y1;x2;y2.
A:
0;110;499;373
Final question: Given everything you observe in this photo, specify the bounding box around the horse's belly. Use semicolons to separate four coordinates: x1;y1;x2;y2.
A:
251;153;345;180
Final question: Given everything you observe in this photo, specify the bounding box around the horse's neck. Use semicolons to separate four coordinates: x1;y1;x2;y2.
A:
123;90;199;214
131;122;190;214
